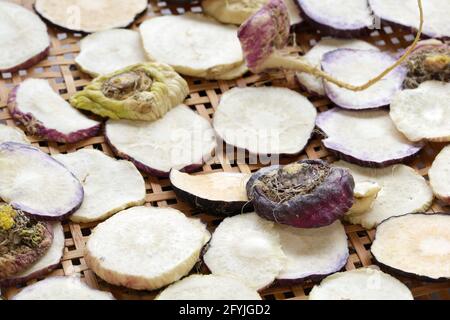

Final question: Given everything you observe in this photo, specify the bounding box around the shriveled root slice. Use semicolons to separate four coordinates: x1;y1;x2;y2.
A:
275;221;348;283
0;142;84;220
11;276;115;300
390;81;450;142
213;87;316;155
0;2;49;73
369;0;450;38
34;0;148;33
316;108;423;167
347;181;381;216
0;124;29;145
373;213;450;280
203;212;286;290
321;49;406;110
156;274;261;300
8;79;100;144
205;63;248;80
105;105;216;177
309;268;413;300
86;206;210;291
75;29;147;77
428;146;450;204
170;170;251;216
296;0;373;37
53;149;146;223
334;161;433;229
1;223;64;287
140;14;243;78
296;38;378;96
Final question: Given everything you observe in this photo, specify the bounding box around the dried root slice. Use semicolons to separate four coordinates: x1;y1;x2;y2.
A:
372;213;450;281
428;146;450;204
316;108;423;167
0;2;49;73
140;14;243;79
347;181;381;217
309;268;413;300
390;81;450;142
213;87;317;155
170;170;251;216
204;63;248;80
86;206;210;291
369;0;450;38
53;149;146;223
34;0;148;33
0;143;84;220
334;161;433;229
1;222;64;287
276;221;349;282
8;79;100;144
0;124;29;145
156;274;261;300
75;29;147;77
105;105;216;177
296;38;378;95
11;276;115;300
321;49;406;110
204;212;285;290
297;0;373;37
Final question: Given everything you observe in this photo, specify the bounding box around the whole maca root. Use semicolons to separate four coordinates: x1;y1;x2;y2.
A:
70;62;189;121
0;205;53;280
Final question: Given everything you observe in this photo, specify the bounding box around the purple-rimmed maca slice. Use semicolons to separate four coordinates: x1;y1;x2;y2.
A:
247;160;355;228
321;49;406;110
296;0;373;38
0;142;84;221
8;79;101;144
316;108;423;167
0;2;50;73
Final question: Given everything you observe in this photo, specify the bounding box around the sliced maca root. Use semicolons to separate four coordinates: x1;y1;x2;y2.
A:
0;124;29;145
170;170;252;216
213;87;317;155
390;81;450;142
53;149;146;223
34;0;148;33
309;268;413;300
347;181;381;217
8;78;101;144
316;108;423;167
105;105;216;177
372;213;450;281
0;142;84;220
11;276;115;300
428;146;450;204
156;274;261;300
0;2;50;73
85;206;210;291
321;49;406;110
334;161;433;229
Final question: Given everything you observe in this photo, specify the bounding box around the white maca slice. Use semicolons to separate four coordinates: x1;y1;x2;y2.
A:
156;274;261;300
213;87;317;155
390;81;450;142
140;14;243;78
12;276;115;300
334;161;433;229
75;29;147;77
0;1;49;72
276;221;349;281
0;124;29;144
428;146;450;204
206;63;248;80
85;206;211;290
53;149;146;223
204;212;286;290
296;38;378;95
309;268;413;300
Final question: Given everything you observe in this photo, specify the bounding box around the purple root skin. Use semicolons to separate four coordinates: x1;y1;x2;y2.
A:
7;86;102;144
0;261;60;287
0;46;50;74
371;212;450;282
247;159;355;228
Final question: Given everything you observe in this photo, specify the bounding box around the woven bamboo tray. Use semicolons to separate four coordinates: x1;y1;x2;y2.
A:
1;0;449;300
